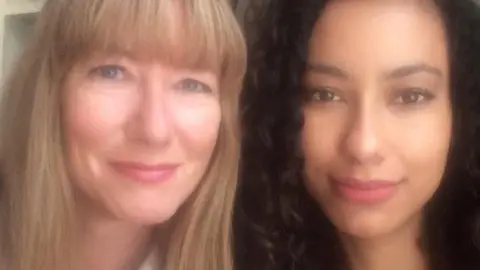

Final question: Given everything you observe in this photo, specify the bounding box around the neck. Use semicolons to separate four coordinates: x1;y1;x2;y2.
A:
341;216;427;270
75;202;155;270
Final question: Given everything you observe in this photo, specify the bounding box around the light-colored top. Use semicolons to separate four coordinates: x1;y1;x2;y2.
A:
138;248;161;270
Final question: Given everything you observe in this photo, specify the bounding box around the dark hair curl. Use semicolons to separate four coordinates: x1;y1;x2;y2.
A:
234;1;480;270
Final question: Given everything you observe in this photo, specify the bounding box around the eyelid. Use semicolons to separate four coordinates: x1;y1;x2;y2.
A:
175;78;213;93
89;65;128;80
304;86;343;102
391;87;435;105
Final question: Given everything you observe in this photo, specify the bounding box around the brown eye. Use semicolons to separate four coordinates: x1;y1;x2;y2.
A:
306;87;341;102
393;88;435;105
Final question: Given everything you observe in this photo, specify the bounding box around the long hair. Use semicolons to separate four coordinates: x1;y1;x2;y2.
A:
235;0;480;269
0;0;246;269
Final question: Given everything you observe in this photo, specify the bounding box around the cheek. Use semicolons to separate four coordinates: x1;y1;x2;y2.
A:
302;110;343;178
301;105;452;193
63;84;136;181
171;99;221;159
64;86;135;147
392;110;452;190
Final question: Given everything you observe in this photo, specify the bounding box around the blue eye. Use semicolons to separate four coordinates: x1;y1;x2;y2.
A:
177;78;212;93
393;88;435;105
90;65;125;80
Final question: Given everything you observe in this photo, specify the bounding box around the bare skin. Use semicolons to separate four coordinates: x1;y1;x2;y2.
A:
64;54;220;270
302;1;450;270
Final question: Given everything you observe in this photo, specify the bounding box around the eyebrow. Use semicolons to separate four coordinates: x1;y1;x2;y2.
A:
306;62;443;79
386;63;443;79
306;63;349;78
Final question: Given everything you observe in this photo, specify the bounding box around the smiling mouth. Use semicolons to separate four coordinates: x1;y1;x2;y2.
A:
109;161;179;184
330;177;400;204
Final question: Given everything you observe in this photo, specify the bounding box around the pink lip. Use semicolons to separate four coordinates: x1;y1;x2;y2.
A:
109;161;179;184
331;177;398;204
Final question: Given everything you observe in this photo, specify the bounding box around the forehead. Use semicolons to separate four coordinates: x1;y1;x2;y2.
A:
308;0;449;74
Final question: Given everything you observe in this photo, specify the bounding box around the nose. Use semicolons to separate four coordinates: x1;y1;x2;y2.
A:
341;106;384;165
129;78;172;146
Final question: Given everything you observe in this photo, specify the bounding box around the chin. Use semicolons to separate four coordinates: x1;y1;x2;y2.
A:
332;211;401;239
109;198;183;225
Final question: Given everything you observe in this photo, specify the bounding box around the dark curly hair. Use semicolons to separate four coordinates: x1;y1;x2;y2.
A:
234;0;480;270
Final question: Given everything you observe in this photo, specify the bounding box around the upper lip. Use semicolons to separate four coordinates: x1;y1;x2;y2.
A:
332;177;398;189
109;161;180;171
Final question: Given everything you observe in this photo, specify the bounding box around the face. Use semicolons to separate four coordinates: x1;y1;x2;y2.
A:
302;0;451;238
63;54;220;224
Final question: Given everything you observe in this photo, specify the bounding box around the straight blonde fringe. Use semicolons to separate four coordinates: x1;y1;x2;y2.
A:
0;0;246;269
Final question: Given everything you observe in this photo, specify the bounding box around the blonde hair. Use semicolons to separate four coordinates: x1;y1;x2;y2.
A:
0;0;246;269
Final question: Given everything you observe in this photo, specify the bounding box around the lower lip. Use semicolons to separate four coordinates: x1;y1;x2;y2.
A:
110;163;177;184
333;181;397;204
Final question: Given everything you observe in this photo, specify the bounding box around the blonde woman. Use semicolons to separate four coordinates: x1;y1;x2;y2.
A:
0;0;246;269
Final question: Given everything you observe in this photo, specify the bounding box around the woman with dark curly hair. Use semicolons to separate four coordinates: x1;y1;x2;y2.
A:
235;0;480;270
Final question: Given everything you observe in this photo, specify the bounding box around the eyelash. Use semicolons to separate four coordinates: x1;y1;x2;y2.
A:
89;65;126;80
87;65;213;95
304;87;435;107
175;78;212;93
392;88;435;105
304;87;341;103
